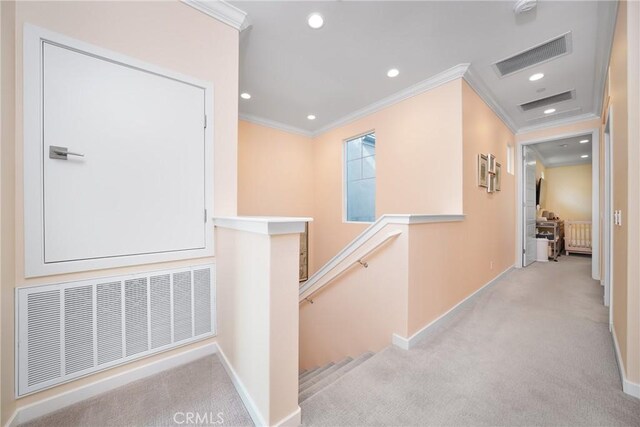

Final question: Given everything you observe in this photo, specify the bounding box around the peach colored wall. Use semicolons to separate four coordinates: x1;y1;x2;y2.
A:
407;81;516;335
238;120;314;217
625;0;639;385
607;0;640;385
216;227;300;424
0;2;17;425
1;2;239;424
311;80;464;271
298;80;515;369
238;120;315;271
299;224;409;370
609;0;630;377
544;164;592;221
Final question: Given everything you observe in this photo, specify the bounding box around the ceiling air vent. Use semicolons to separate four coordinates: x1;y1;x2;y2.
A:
493;32;572;77
519;90;575;112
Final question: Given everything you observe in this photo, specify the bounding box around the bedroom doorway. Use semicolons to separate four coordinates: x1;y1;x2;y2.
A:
517;128;600;280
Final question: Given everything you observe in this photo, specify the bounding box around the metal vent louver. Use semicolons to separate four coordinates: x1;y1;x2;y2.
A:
519;90;575;112
17;264;215;396
493;32;572;77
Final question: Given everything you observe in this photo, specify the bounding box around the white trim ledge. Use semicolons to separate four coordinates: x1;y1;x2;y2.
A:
214;216;313;235
181;0;250;31
612;326;640;399
5;343;218;427
393;266;514;350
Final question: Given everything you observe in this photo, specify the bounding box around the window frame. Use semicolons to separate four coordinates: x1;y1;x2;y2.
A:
342;130;376;224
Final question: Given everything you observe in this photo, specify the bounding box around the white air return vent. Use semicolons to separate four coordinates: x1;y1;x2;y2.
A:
493;32;572;77
17;264;215;396
519;90;575;112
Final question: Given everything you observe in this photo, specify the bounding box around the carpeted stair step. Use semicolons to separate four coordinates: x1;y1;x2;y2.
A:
298;362;335;387
299;352;375;403
299;357;353;393
298;367;320;382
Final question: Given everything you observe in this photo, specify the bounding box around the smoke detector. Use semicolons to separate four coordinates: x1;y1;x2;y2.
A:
514;0;537;14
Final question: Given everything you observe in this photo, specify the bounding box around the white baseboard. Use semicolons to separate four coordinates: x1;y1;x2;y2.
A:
274;406;301;427
216;345;267;427
611;326;640;399
393;265;515;350
5;342;218;427
216;346;301;427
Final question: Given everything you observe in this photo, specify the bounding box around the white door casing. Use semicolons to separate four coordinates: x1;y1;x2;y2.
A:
523;146;537;266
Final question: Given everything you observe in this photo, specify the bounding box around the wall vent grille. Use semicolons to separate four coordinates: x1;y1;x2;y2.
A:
493;32;572;77
519;90;575;112
17;264;215;396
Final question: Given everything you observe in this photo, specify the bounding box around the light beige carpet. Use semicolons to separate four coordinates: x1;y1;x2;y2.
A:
21;256;640;427
301;256;640;426
21;354;253;427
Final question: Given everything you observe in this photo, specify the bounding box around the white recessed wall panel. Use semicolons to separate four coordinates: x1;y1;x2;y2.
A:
23;25;214;277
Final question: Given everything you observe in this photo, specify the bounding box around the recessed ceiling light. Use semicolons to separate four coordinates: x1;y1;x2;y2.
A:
307;114;316;120
544;108;556;114
240;93;251;100
387;68;400;78
579;139;589;143
307;13;324;29
529;73;544;81
581;154;589;158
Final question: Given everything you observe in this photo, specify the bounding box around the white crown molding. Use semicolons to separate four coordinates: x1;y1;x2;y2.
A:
516;112;600;135
462;67;518;134
311;63;471;137
182;0;249;31
239;113;314;138
592;0;618;121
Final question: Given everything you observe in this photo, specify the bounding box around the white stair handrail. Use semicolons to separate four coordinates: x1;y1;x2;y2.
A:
298;214;465;301
300;229;402;303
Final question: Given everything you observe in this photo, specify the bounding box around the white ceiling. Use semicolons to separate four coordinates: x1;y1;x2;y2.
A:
231;1;617;135
531;133;593;167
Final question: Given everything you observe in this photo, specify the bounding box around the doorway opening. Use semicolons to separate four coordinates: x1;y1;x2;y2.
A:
517;128;601;281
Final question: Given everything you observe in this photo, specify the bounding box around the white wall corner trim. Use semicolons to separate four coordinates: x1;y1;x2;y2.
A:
392;265;514;350
5;343;218;427
213;216;313;235
516;112;600;135
216;345;268;427
240;114;314;138
611;326;640;399
311;63;470;137
462;66;518;133
182;0;249;31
